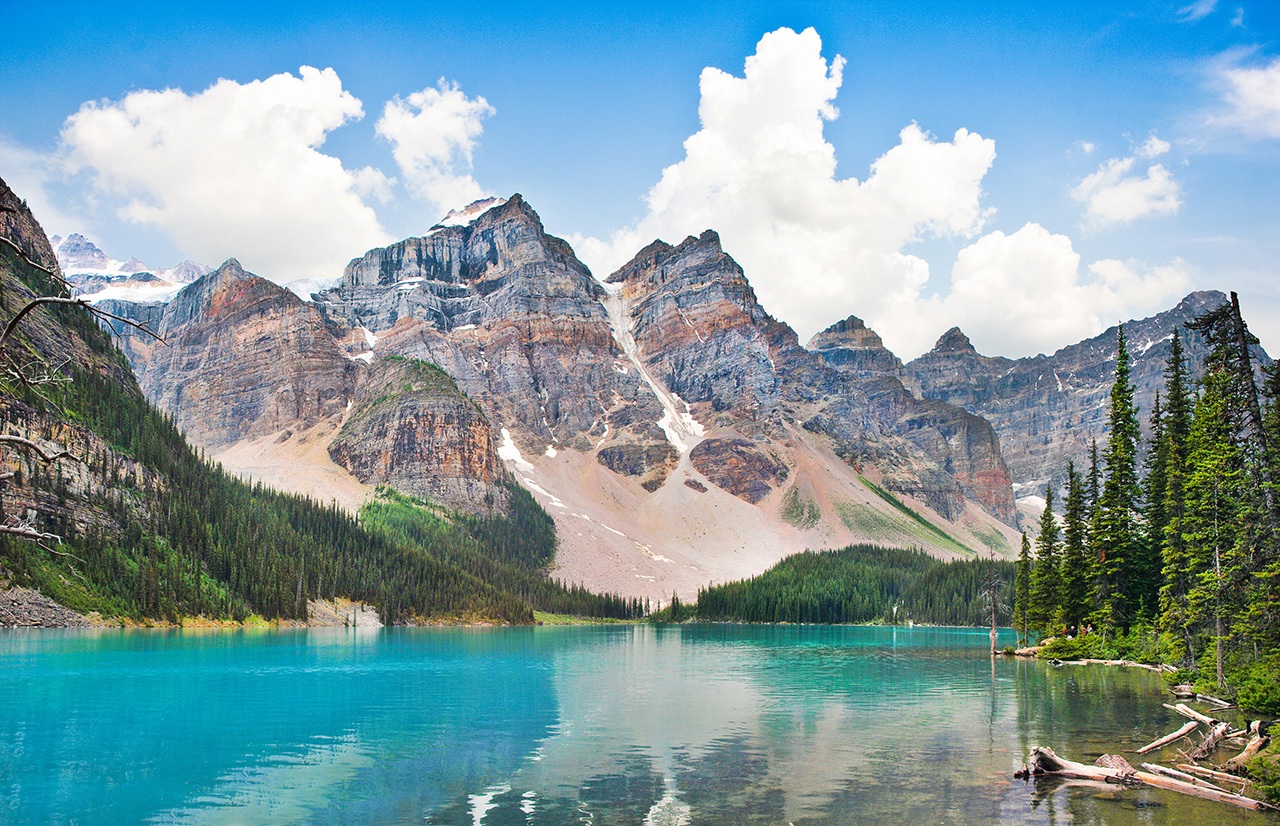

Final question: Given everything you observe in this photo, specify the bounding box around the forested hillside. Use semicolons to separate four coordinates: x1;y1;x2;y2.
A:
665;544;1013;626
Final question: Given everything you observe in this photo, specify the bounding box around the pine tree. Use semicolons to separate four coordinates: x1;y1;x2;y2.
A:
1095;325;1142;632
1138;391;1167;619
1014;532;1032;645
1030;485;1061;635
1160;331;1196;663
1058;462;1090;635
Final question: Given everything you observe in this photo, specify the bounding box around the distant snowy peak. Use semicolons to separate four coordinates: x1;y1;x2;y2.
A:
52;233;110;271
50;232;212;305
428;196;508;232
159;260;213;284
284;275;342;302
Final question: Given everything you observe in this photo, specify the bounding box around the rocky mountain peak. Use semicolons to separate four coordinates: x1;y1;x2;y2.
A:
806;315;903;376
933;327;976;353
53;232;109;270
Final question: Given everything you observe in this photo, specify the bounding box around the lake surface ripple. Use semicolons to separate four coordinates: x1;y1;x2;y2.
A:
1;624;1273;825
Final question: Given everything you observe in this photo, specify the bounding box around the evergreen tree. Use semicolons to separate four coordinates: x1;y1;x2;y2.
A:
1138;392;1167;619
1160;331;1196;663
1029;485;1061;635
1094;325;1142;632
1183;368;1246;688
1058;462;1090;635
1014;532;1031;645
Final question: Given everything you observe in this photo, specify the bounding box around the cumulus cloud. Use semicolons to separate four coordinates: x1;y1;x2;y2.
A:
59;66;392;283
577;28;1192;360
1071;135;1181;228
1213;56;1280;138
906;224;1191;357
376;79;494;213
574;27;996;353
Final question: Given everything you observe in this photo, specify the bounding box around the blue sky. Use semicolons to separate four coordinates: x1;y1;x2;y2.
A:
3;0;1278;359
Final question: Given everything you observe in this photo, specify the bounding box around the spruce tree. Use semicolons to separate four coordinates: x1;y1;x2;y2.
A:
1160;331;1196;662
1095;325;1142;632
1058;462;1090;635
1138;392;1167;619
1014;532;1031;645
1030;485;1061;635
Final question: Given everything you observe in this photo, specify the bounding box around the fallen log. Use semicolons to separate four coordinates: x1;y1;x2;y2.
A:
1141;762;1230;792
1226;733;1270;770
1164;702;1218;726
1177;763;1250;789
1136;720;1200;754
1190;721;1232;761
1018;746;1275;812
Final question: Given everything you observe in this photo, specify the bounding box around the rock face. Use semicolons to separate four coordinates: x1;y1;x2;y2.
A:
807;316;904;378
899;291;1257;493
328;358;510;513
606;231;1017;525
316;194;671;478
689;438;788;504
128;259;360;450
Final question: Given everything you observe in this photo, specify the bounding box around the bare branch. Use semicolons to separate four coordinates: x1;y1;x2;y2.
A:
0;296;90;350
0;434;82;465
85;303;166;345
0;521;62;545
0;234;71;291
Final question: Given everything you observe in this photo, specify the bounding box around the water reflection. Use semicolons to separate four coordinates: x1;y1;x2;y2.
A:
1;625;1273;825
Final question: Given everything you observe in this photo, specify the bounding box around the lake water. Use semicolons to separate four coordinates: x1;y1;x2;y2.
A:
0;624;1272;825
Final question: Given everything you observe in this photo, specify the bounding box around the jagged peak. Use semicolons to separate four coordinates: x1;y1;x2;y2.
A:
820;315;868;335
605;239;676;284
215;257;246;278
932;327;977;354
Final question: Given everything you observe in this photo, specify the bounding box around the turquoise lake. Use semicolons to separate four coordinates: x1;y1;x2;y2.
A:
1;624;1273;825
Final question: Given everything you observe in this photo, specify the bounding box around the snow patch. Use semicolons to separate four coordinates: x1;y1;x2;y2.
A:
1053;370;1063;393
82;282;184;305
353;352;374;364
602;288;704;454
1137;333;1173;355
545;445;557;458
429;196;508;231
360;326;378;347
498;428;534;471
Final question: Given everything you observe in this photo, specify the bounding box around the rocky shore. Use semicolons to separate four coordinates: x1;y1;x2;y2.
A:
0;582;94;627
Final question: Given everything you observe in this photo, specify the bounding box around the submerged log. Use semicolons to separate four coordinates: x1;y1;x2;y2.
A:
1018;746;1275;811
1136;720;1200;754
1178;763;1250;789
1141;762;1230;792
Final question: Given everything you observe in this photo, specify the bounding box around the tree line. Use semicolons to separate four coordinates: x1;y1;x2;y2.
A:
1013;295;1280;711
656;544;1014;626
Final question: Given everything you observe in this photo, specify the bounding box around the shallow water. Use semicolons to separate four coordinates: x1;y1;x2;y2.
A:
0;624;1272;825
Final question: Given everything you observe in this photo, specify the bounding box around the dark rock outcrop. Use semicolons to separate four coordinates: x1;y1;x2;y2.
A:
689;438;788;504
807;315;904;378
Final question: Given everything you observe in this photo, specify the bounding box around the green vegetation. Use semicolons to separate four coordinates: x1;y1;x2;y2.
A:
654;544;1012;626
859;477;976;556
780;486;820;530
1014;305;1280;724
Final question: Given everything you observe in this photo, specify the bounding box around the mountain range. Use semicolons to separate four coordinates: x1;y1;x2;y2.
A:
86;194;1257;604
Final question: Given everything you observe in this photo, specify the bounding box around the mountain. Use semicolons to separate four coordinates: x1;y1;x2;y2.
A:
896;291;1264;503
100;195;1022;604
50;233;211;305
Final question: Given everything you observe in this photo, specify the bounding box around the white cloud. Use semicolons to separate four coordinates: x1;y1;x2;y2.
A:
58;66;391;284
0;138;81;235
1136;133;1171;159
1231;7;1244;27
1178;0;1217;22
375;79;494;214
905;224;1191;358
574;27;996;353
1213;56;1280;138
1071;136;1181;228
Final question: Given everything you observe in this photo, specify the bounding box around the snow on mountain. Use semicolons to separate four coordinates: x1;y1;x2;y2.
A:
51;233;211;302
428;196;507;232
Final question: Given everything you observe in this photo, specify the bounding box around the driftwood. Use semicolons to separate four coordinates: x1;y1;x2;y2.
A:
1018;746;1275;811
1179;763;1250;789
1164;702;1219;726
1227;733;1270;770
1190;721;1232;761
1136;720;1200;754
1142;762;1230;792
